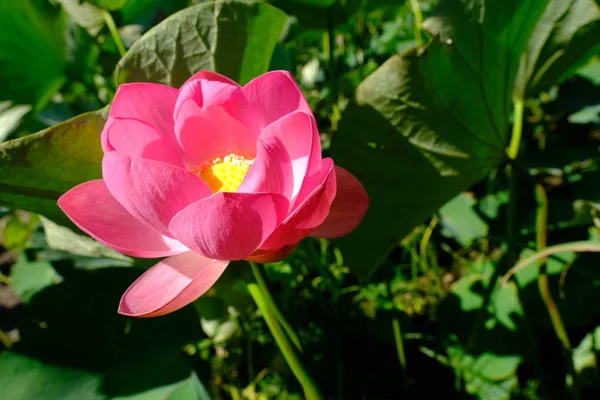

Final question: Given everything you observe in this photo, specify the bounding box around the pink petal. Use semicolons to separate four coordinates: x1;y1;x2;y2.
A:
175;78;239;117
237;134;293;199
101;117;183;167
310;166;369;238
110;83;178;137
260;159;336;250
174;72;260;139
290;115;323;208
118;251;229;317
242;70;313;130
57;180;187;258
182;70;240;88
257;111;319;199
102;152;212;237
169;192;289;260
174;100;257;167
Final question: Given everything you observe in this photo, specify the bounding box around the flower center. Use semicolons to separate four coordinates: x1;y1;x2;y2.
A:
193;154;254;193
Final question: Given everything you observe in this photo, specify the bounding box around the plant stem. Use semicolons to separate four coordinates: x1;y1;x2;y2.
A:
419;217;441;288
249;262;303;352
392;318;409;387
506;97;524;264
247;283;323;400
501;241;600;284
407;0;423;46
505;97;551;396
103;10;126;57
0;273;9;285
535;184;580;398
507;97;524;160
0;330;12;349
505;97;525;274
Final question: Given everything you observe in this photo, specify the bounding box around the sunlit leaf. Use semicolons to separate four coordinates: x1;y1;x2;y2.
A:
40;216;132;263
116;0;288;86
573;326;600;374
56;0;105;36
0;109;107;223
331;0;549;279
439;193;489;246
0;102;32;143
515;0;600;98
10;255;61;303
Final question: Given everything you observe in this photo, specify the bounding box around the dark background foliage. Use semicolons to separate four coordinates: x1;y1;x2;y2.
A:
1;0;600;398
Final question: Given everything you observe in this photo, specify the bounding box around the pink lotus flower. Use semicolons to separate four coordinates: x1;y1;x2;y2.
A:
58;70;368;317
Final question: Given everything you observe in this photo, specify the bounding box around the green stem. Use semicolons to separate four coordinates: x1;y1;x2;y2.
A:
506;97;525;268
249;262;303;352
392;318;409;387
247;283;323;400
504;98;552;396
419;217;442;288
535;184;580;398
501;241;600;284
507;97;524;160
103;10;126;57
0;330;12;349
0;273;9;285
407;0;423;46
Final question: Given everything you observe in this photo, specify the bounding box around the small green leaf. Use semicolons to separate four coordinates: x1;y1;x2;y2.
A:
0;102;32;143
331;0;549;279
40;216;132;263
439;193;488;246
448;347;520;400
577;58;600;84
56;0;106;36
2;212;38;250
86;0;128;11
10;255;61;303
514;248;600;327
568;104;600;124
439;269;526;399
573;326;600;374
0;109;107;223
116;0;288;86
515;0;600;98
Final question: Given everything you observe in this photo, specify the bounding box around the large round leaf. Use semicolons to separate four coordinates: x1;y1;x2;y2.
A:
330;0;549;279
0;267;209;400
116;0;288;86
0;109;107;224
0;352;103;400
